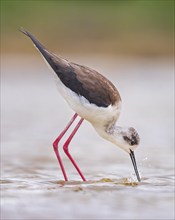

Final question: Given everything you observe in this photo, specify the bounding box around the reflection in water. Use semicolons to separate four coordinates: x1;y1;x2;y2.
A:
1;56;174;219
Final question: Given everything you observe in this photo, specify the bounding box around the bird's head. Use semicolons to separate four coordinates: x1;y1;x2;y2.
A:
121;127;140;153
94;124;141;181
111;126;141;182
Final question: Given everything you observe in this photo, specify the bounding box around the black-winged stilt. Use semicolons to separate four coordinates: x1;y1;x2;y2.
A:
21;29;141;182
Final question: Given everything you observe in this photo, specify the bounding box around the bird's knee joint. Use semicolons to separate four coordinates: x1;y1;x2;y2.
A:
63;145;69;154
53;141;58;150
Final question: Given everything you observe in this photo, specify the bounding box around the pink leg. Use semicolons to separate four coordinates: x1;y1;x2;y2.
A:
53;113;78;181
63;118;86;181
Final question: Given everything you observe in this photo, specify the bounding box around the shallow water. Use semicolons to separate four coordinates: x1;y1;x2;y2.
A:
1;56;174;219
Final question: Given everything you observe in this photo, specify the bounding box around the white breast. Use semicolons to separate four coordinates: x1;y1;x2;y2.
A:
51;71;121;127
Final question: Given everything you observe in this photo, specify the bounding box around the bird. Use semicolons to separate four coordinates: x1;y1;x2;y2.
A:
20;28;141;182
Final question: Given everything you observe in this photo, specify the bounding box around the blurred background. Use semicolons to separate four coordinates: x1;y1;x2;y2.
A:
1;0;174;56
1;1;174;220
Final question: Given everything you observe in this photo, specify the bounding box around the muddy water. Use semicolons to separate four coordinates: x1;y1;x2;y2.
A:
1;56;174;219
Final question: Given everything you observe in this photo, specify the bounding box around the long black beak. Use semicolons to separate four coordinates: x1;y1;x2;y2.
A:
129;150;141;182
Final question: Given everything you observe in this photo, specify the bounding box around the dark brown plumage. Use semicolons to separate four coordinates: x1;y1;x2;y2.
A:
20;29;121;107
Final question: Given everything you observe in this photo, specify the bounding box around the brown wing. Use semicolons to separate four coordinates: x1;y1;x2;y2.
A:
69;63;121;107
21;29;121;107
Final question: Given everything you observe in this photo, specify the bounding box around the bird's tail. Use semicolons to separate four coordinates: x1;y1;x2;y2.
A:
20;28;69;74
20;27;49;58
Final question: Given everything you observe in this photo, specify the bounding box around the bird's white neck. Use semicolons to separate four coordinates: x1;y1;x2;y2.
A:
93;121;133;153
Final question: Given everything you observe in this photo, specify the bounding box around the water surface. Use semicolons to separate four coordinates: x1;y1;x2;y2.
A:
1;56;174;219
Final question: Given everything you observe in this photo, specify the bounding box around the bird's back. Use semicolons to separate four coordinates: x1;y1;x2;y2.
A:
21;29;121;114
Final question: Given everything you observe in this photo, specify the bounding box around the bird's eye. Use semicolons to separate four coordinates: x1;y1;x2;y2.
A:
131;140;135;145
123;136;130;142
123;136;136;146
